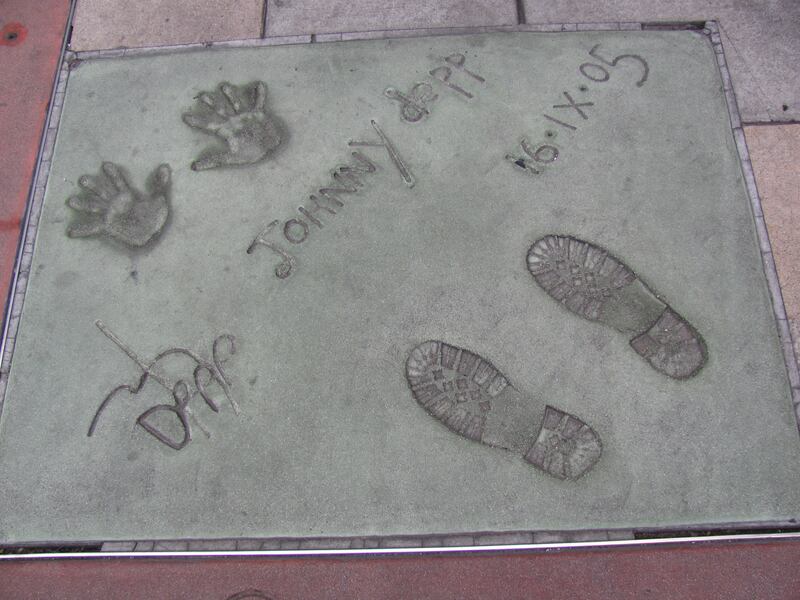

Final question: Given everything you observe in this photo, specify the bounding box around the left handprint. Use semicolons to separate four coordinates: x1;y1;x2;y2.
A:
66;162;171;248
182;81;282;171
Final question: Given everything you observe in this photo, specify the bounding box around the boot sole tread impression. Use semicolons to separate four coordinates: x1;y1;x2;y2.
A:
405;340;602;480
527;234;707;380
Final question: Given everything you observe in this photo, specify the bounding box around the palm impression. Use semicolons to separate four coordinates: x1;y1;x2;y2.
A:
65;162;171;248
182;80;283;171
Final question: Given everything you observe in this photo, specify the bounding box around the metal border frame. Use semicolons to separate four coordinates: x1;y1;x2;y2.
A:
0;0;77;412
1;18;798;558
3;531;800;562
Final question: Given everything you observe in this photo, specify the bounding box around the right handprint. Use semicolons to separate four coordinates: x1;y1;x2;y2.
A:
182;81;283;171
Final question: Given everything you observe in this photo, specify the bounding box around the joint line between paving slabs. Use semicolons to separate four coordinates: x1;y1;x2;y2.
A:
707;19;800;429
0;0;76;418
742;119;800;127
261;0;269;39
515;0;527;25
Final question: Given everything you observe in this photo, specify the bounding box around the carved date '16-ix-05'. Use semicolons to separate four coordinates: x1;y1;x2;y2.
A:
506;44;649;175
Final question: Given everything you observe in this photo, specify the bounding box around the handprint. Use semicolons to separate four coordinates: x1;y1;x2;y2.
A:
66;162;171;248
182;80;282;171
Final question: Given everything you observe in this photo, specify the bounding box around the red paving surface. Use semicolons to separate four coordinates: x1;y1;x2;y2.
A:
2;539;800;599
0;1;70;315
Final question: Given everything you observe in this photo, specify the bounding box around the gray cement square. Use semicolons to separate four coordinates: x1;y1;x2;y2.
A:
0;30;798;545
70;0;265;51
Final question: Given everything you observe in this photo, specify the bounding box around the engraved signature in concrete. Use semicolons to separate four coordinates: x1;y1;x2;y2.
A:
183;81;282;171
248;119;414;279
385;52;485;122
430;52;486;98
384;82;438;123
527;235;707;379
406;341;602;480
88;320;239;451
506;44;649;175
65;162;171;247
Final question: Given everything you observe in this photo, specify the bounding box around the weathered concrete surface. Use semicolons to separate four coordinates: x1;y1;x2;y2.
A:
0;0;70;326
0;31;797;544
746;124;800;366
70;0;264;51
3;540;800;599
522;0;800;123
264;0;517;37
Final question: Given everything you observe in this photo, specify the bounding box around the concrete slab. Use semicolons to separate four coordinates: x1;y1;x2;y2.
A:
746;124;800;365
3;539;800;599
70;0;264;51
520;1;800;123
0;0;70;328
264;0;518;37
0;30;798;545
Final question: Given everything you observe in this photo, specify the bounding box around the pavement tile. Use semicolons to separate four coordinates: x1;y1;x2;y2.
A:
745;124;800;366
521;0;800;122
3;539;800;599
0;0;69;325
70;0;264;51
265;0;518;37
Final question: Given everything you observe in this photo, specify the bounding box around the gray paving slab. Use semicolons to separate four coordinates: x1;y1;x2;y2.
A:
264;0;518;37
521;1;800;122
0;31;798;545
70;0;265;51
745;124;800;375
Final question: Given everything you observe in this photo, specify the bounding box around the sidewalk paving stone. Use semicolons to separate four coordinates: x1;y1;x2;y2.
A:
70;0;264;51
746;124;800;364
521;0;800;123
0;0;69;327
264;0;517;36
2;539;800;599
